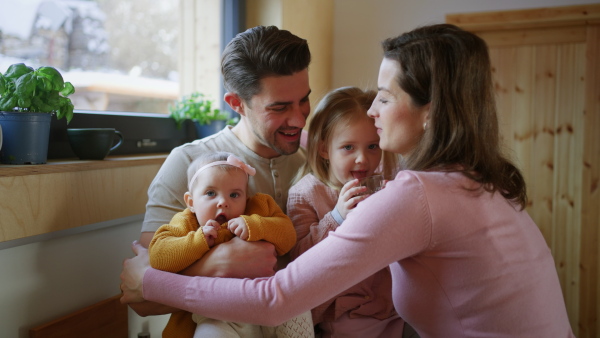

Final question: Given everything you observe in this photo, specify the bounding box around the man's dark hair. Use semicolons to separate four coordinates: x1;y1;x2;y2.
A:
221;26;311;102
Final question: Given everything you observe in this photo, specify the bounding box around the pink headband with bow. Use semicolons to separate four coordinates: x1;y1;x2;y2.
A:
188;155;256;190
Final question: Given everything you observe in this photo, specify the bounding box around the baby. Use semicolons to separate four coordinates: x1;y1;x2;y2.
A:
148;151;312;338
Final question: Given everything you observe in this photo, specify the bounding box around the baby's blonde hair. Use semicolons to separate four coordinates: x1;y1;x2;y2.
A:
296;86;398;188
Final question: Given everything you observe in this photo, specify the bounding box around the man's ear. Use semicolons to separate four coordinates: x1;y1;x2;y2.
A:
184;192;193;209
224;93;245;117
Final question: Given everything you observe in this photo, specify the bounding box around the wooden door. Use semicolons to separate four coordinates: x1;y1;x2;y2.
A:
448;4;600;337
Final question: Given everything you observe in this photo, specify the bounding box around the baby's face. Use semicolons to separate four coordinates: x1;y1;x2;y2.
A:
188;166;248;225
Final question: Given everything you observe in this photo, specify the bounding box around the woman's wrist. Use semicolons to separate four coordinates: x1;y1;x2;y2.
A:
143;268;190;309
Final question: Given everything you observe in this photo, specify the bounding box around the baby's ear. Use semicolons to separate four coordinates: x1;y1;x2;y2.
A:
184;192;194;209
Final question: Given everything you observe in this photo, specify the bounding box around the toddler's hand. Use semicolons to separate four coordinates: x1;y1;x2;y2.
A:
336;179;369;219
202;219;220;247
228;217;249;240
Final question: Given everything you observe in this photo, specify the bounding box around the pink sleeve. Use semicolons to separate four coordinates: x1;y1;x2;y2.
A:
287;182;338;259
144;172;431;326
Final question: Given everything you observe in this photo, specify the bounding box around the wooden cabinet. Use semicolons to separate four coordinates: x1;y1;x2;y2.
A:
0;155;165;246
448;4;600;337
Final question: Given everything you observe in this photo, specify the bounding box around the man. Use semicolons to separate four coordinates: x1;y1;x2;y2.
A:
128;25;311;319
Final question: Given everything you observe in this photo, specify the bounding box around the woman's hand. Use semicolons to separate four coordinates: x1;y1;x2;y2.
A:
336;179;368;219
120;240;151;304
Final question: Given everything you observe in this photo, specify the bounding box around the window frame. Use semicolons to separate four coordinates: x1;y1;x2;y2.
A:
46;0;244;159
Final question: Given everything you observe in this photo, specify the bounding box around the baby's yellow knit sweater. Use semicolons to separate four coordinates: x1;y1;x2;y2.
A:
149;192;296;273
148;193;297;338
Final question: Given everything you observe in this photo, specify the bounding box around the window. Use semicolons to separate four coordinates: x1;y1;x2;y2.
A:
0;0;243;158
0;0;179;114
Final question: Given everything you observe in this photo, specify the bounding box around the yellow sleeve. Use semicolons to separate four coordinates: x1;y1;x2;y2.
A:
241;193;297;256
148;208;211;272
216;224;235;243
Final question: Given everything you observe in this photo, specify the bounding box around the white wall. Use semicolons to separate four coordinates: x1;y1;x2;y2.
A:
0;219;168;338
332;0;600;90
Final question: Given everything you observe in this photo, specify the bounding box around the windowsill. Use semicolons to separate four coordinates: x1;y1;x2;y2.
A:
0;153;168;177
0;154;167;247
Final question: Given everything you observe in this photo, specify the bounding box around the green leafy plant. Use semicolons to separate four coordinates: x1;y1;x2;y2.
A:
169;92;236;128
0;63;75;123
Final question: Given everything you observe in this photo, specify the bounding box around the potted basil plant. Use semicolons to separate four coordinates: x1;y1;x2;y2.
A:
0;63;75;164
169;92;236;139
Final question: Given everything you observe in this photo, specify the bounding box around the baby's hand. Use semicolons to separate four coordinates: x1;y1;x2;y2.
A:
228;217;249;240
201;220;220;247
336;179;369;219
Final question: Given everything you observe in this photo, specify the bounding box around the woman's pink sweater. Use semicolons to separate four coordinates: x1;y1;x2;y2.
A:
287;174;396;325
143;170;574;338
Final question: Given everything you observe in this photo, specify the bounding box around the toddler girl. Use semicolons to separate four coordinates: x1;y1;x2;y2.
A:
287;87;403;337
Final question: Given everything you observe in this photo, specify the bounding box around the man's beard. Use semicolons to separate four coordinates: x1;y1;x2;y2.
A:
252;127;300;156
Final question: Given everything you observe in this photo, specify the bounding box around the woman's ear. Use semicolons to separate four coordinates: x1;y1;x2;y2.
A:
421;102;431;128
184;192;194;210
224;93;245;117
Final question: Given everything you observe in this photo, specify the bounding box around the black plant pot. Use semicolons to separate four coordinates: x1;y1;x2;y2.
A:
0;112;52;164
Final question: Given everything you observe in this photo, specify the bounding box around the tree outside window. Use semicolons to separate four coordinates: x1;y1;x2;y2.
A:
0;0;179;114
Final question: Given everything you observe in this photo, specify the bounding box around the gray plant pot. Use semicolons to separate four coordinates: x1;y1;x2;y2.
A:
0;112;52;164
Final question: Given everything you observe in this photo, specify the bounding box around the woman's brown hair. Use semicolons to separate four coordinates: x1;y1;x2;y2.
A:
382;24;527;209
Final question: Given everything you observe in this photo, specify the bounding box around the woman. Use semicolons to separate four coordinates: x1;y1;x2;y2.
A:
121;24;574;337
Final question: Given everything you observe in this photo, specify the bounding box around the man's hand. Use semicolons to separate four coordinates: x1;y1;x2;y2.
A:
122;233;179;316
124;232;277;316
182;237;277;278
120;241;151;304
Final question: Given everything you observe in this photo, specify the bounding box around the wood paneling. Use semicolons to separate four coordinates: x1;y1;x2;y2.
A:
29;294;127;338
476;26;586;47
447;4;600;31
580;23;600;338
448;4;600;337
0;155;166;243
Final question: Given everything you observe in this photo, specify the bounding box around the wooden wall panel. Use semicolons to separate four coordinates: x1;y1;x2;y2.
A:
530;45;557;245
489;48;515;154
554;43;585;329
0;156;165;243
488;38;588;338
476;26;586;47
580;24;600;338
29;294;127;338
448;4;600;337
511;47;534;189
